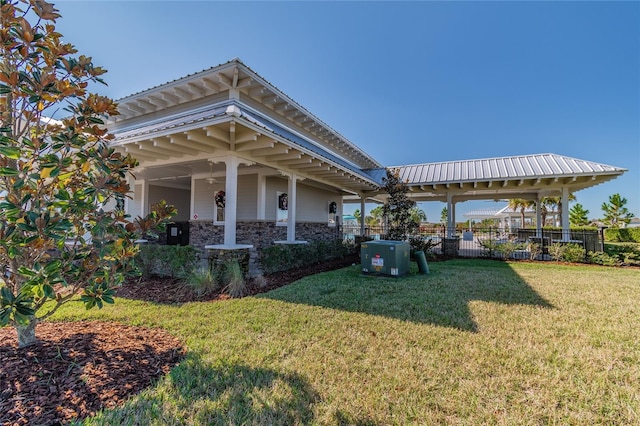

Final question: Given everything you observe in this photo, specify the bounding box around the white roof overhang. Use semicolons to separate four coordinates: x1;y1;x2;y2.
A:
110;102;380;195
352;153;627;203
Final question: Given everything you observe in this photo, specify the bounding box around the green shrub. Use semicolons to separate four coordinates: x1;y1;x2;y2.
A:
548;243;585;263
604;243;640;266
526;242;542;260
184;267;220;296
134;245;199;279
408;237;441;257
495;242;524;259
222;259;246;298
477;239;500;258
587;251;622;267
259;239;350;274
562;244;586;263
604;228;640;243
548;243;566;262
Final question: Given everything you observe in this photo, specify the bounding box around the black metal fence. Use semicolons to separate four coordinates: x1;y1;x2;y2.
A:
340;224;604;262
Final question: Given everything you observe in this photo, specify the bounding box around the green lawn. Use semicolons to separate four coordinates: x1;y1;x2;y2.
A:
52;259;640;425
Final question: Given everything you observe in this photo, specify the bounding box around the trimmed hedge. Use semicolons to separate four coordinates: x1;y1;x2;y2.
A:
260;239;351;275
134;244;200;278
604;228;640;243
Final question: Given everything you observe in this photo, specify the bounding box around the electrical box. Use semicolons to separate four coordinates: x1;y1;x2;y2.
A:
361;240;410;277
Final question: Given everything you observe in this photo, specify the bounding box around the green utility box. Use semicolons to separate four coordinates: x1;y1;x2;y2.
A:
361;240;410;277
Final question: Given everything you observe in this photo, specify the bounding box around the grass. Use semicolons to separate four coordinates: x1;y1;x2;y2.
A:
51;259;640;425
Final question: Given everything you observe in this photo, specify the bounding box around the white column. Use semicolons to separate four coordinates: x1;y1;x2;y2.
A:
190;175;196;220
561;186;570;240
287;173;298;242
536;196;542;238
446;193;455;238
360;195;366;236
224;156;239;246
257;173;266;220
140;179;149;217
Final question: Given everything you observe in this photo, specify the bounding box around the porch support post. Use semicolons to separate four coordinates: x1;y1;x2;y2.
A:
446;192;456;238
287;173;299;242
190;175;196;220
257;172;266;220
561;186;570;241
360;194;366;236
536;195;542;238
140;179;149;217
224;156;239;246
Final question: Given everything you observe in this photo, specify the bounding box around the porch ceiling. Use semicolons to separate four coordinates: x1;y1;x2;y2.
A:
110;104;380;195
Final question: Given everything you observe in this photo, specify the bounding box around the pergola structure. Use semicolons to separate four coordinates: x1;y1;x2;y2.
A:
357;154;626;239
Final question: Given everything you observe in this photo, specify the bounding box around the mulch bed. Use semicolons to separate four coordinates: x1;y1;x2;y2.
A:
0;254;360;425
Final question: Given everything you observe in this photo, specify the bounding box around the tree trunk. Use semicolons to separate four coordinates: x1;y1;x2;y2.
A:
16;317;38;348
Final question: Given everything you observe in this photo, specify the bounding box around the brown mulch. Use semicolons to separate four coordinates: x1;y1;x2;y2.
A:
0;321;185;426
0;254;359;425
115;252;361;304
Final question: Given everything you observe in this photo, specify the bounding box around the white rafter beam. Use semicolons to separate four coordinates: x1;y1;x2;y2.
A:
203;126;231;143
152;138;199;156
235;140;274;152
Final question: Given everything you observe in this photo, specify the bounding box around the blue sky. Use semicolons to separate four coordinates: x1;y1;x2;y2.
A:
53;1;639;223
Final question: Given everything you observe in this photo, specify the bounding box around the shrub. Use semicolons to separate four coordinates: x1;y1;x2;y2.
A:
222;259;247;298
184;267;220;297
562;244;586;263
477;239;500;258
548;243;566;262
495;242;524;259
604;243;640;266
526;242;542;260
259;239;350;274
134;245;199;279
604;228;640;243
408;237;441;257
587;251;621;267
548;243;586;263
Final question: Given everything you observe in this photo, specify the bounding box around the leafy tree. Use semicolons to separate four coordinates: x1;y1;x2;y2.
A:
0;0;175;347
381;168;417;240
569;203;590;226
353;209;361;221
601;193;634;228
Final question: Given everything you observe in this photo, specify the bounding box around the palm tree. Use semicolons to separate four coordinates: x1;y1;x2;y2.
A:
542;194;575;227
508;198;534;228
409;206;427;224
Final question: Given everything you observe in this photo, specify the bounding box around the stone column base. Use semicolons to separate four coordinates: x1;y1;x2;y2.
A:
207;248;251;279
442;237;460;257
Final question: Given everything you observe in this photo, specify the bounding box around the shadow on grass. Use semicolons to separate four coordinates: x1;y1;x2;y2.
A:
89;353;321;425
261;259;554;332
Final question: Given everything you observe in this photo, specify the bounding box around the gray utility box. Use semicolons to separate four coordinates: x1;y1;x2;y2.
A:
361;240;410;277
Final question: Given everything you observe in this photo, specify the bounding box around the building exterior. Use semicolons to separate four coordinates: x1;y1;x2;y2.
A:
108;58;627;265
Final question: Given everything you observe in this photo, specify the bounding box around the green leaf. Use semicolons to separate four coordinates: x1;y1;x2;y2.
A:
0;146;21;159
1;286;15;303
0;167;19;176
0;308;11;326
0;85;11;95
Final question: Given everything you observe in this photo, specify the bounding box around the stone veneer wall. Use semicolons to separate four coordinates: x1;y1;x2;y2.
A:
189;220;342;275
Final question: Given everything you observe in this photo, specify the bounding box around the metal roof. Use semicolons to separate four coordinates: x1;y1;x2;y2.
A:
389;153;625;184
